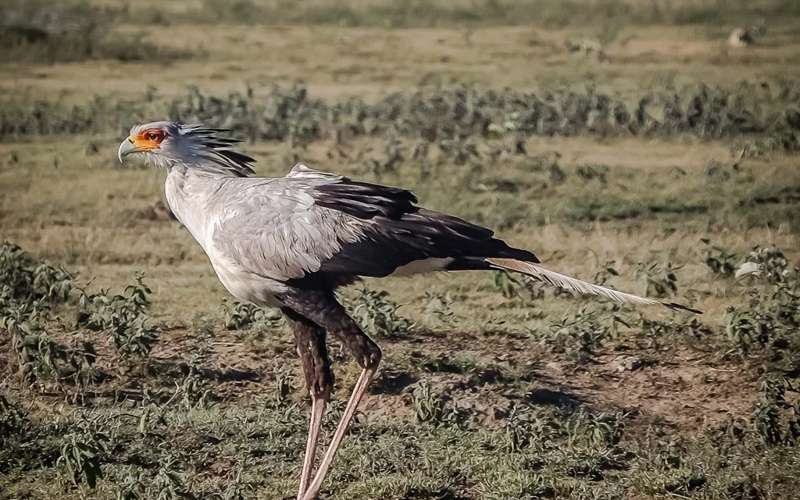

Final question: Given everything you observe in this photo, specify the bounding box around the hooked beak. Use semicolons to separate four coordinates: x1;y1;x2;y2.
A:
118;137;138;164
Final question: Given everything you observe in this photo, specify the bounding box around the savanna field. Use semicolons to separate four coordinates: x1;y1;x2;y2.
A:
2;1;800;498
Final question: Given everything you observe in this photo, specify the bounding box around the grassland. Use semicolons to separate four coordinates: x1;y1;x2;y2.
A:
2;1;800;499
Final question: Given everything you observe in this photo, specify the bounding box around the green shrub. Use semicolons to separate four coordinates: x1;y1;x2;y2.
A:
538;307;619;362
702;240;737;277
411;380;447;425
0;394;28;445
77;274;159;363
726;253;799;359
0;241;72;312
752;377;800;446
221;300;282;331
638;262;680;298
56;417;109;490
351;288;414;338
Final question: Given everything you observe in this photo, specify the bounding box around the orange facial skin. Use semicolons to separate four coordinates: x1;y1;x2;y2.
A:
130;128;167;151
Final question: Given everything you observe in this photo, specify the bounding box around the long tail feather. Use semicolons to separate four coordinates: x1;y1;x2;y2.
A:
485;258;701;314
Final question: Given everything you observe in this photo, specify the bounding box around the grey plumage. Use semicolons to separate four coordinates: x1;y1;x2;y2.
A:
121;122;256;176
485;258;701;313
117;120;699;500
118;121;698;312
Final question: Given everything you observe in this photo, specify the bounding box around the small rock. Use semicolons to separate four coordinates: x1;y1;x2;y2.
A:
735;261;760;279
613;355;645;372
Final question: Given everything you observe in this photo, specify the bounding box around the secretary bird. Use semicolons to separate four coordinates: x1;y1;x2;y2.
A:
118;121;698;500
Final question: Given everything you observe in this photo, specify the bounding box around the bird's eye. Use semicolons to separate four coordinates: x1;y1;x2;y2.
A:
143;129;165;143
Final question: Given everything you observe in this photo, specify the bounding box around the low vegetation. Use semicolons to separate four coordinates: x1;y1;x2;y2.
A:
115;0;800;29
2;227;799;497
3;82;800;149
0;1;190;63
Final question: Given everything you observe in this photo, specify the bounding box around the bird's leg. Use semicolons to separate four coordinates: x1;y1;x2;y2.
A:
279;290;382;500
302;366;376;500
300;395;326;497
301;320;381;500
285;311;333;500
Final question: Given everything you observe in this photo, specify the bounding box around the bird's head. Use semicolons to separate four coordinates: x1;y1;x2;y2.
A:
118;121;255;177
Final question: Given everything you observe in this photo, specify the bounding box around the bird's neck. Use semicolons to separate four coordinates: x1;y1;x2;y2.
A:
166;159;244;178
165;165;232;195
163;168;225;249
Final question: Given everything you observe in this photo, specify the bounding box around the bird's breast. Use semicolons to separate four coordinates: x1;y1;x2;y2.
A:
163;171;288;307
208;254;289;307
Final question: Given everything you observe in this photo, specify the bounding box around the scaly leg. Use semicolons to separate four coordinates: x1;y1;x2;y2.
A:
280;290;382;500
299;396;326;498
301;366;377;500
284;310;333;500
302;311;381;500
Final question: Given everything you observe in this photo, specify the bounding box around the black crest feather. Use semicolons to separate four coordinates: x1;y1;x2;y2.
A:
181;124;256;177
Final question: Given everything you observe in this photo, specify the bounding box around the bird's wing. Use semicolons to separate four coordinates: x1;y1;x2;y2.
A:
211;164;535;282
209;174;364;282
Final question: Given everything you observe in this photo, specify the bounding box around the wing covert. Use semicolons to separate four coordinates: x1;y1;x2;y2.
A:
210;168;537;284
210;177;368;281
